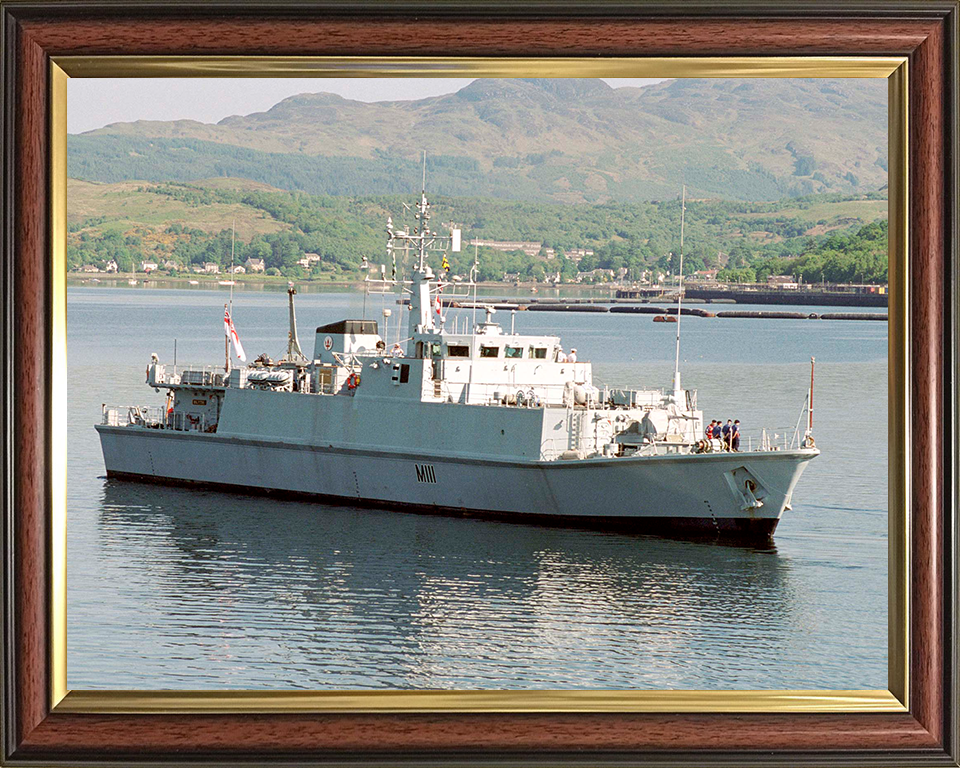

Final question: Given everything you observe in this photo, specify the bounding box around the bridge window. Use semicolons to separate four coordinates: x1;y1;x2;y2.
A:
504;346;523;359
479;346;500;358
529;347;547;359
447;345;469;357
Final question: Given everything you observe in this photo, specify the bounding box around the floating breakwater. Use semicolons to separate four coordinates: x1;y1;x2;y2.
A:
414;298;887;321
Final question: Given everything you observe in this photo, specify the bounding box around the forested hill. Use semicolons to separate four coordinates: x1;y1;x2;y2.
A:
69;78;887;204
67;179;889;284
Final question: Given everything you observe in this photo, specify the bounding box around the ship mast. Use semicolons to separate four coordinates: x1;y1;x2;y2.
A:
416;151;429;274
410;151;436;339
381;152;461;349
225;219;236;373
673;185;686;400
281;282;308;364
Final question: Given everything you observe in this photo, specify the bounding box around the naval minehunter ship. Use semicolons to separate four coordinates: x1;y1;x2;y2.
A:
96;189;819;541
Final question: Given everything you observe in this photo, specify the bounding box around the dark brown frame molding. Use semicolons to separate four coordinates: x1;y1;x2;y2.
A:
2;2;958;765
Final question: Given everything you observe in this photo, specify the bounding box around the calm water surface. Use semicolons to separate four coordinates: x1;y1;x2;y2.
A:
67;286;887;690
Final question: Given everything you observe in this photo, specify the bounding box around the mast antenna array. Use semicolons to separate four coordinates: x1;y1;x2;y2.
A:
384;151;453;281
375;152;466;340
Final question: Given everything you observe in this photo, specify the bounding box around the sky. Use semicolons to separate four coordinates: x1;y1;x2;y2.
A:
66;78;666;134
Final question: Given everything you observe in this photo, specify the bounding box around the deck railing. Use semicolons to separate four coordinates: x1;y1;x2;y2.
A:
538;428;809;461
148;363;226;388
101;405;212;433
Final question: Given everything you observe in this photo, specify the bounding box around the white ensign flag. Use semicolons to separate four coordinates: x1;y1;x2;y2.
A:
223;306;247;362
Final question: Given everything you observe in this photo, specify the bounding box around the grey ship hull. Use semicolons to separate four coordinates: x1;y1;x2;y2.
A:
96;425;816;542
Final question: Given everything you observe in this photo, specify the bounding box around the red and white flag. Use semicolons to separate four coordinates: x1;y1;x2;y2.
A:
435;285;443;317
223;305;247;362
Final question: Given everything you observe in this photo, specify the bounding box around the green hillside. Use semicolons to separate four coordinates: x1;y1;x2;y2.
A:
68;78;887;204
68;178;289;239
68;179;888;284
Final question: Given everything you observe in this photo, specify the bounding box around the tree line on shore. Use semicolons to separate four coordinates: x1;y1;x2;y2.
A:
67;182;889;285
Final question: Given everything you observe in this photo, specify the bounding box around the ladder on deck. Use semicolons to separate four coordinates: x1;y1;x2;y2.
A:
568;410;585;452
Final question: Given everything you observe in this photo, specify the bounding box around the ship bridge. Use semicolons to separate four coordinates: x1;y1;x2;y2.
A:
399;315;592;408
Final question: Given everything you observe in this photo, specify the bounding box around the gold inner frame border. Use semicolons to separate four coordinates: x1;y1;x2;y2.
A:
48;55;909;715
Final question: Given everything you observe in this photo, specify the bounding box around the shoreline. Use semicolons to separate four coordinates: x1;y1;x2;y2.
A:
67;274;612;294
66;277;887;318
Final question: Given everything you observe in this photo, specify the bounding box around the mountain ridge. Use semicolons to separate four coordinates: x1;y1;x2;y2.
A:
70;77;888;203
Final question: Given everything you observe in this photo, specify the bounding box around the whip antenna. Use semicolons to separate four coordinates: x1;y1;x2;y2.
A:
225;219;237;373
673;185;686;399
229;220;235;309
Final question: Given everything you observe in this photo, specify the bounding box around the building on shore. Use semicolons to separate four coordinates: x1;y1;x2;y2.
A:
578;268;616;283
469;239;543;257
563;248;595;263
689;269;720;283
767;274;799;289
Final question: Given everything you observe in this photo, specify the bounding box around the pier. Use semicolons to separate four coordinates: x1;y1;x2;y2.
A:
618;284;888;308
440;299;887;322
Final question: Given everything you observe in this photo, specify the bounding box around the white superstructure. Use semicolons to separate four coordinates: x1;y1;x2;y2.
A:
97;188;818;542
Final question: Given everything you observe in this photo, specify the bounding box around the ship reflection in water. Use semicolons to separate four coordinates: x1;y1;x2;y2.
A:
77;479;818;691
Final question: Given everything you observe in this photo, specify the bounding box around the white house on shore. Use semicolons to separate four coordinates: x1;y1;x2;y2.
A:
578;268;615;282
767;274;799;289
564;248;595;263
245;258;265;273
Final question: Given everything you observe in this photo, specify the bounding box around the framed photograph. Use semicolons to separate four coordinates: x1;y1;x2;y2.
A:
2;2;957;765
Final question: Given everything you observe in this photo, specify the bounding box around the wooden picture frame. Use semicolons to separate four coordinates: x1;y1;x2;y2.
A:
2;2;957;764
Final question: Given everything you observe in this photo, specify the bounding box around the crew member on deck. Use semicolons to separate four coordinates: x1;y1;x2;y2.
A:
706;420;716;440
556;347;568;363
568;348;578;363
732;420;741;451
722;419;733;450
